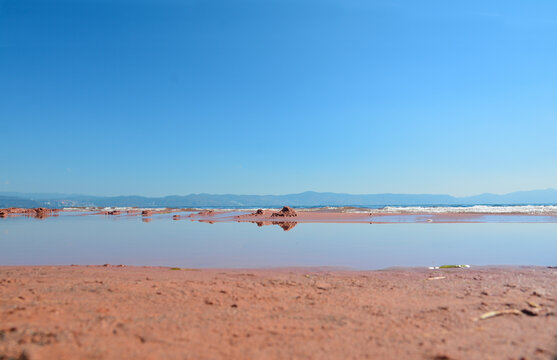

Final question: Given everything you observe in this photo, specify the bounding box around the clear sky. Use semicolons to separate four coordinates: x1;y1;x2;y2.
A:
1;0;556;197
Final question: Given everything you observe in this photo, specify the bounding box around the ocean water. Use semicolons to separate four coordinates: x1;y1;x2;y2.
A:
66;204;557;214
1;213;556;269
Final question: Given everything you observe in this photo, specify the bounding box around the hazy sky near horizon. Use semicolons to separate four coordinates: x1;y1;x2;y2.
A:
1;0;557;197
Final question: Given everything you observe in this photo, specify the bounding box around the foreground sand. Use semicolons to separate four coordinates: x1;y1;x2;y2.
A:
1;266;556;359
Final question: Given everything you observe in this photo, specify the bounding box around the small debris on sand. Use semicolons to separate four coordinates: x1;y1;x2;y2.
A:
476;309;521;320
521;308;540;316
429;265;470;270
526;301;541;308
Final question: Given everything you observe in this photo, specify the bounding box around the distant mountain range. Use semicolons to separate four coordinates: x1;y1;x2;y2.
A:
2;189;557;208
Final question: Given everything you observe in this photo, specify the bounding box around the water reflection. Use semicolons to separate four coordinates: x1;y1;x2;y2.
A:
0;215;555;269
253;221;297;231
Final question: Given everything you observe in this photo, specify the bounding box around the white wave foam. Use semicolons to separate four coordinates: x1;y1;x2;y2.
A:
375;205;557;214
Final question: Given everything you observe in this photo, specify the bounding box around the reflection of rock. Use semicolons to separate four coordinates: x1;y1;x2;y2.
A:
142;218;152;223
252;220;297;231
271;206;297;218
172;214;180;220
277;222;297;231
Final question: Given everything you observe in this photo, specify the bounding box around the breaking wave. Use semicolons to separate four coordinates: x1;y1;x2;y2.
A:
374;205;557;214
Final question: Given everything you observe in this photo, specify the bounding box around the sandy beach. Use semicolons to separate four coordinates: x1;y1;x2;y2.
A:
4;0;556;358
1;266;555;359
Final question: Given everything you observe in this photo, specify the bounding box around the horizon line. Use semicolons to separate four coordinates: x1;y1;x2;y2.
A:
1;188;556;199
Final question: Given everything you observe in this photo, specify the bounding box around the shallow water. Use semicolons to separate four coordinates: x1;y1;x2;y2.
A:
0;214;556;269
374;214;557;223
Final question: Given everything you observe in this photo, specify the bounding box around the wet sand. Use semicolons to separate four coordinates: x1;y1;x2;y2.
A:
190;208;557;226
1;266;556;359
3;207;557;224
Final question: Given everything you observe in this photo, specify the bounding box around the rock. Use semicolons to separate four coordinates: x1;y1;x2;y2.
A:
521;308;540;316
33;208;50;218
141;210;153;216
532;288;550;297
271;206;297;218
30;208;59;219
0;207;60;219
315;282;332;291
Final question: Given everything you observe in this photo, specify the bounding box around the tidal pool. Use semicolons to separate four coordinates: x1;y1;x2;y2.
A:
0;214;555;269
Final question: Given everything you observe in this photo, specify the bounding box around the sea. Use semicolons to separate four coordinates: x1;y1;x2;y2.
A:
0;205;556;269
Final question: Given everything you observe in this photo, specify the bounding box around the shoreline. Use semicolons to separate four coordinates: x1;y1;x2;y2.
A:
1;265;555;359
3;206;557;223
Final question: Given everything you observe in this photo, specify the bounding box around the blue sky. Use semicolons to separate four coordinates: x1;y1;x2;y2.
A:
1;0;556;196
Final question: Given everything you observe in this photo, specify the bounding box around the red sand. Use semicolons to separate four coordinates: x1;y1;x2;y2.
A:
1;266;556;359
4;207;557;223
190;208;557;224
